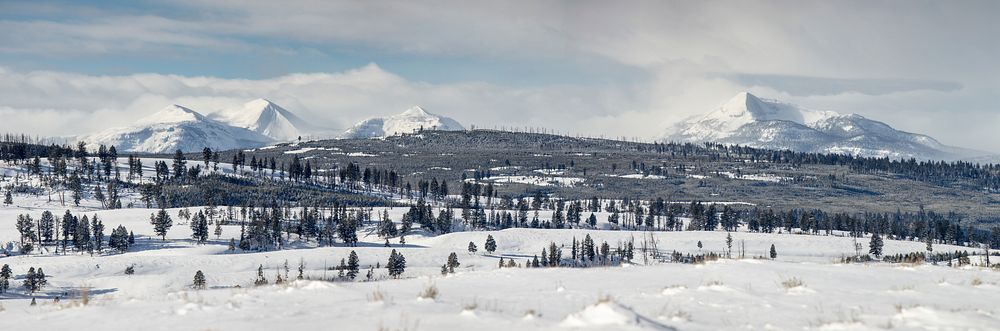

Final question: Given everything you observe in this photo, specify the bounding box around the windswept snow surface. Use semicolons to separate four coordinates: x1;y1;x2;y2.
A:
342;106;464;139
1;168;998;329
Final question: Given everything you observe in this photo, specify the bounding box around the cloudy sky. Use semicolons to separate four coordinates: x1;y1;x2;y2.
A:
1;1;998;152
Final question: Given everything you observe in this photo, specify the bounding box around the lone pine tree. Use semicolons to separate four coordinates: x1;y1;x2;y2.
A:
485;234;497;254
869;232;884;258
193;270;206;290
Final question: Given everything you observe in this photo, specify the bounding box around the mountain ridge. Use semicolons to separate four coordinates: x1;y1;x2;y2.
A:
83;104;274;153
342;106;464;139
666;92;985;160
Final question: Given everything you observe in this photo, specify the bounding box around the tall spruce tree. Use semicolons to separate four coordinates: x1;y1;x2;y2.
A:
484;235;497;254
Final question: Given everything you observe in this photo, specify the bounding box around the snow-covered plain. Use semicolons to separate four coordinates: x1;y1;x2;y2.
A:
1;167;998;330
2;209;997;329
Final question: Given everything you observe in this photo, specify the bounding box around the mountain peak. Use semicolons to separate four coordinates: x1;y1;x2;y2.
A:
666;93;973;160
245;98;276;109
721;92;765;116
400;106;430;117
137;104;207;125
343;106;464;139
209;98;311;141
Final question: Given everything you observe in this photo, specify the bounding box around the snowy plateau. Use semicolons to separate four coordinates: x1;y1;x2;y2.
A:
666;92;988;161
0;157;997;330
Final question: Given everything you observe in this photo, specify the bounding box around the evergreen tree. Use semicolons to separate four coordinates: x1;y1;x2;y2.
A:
387;249;406;278
582;234;596;262
346;250;360;280
446;252;460;273
23;267;38;293
193;270;206;289
869;232;884;258
3;189;12;205
769;244;777;259
468;241;478;255
484;234;497;254
172;149;186;179
75;215;91;253
39;211;55;244
254;264;267;286
91;215;105;253
725;232;734;258
191;212;209;244
151;208;172;240
0;264;10;294
548;242;561;267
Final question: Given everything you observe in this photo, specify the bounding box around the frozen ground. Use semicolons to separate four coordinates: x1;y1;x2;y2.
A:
0;180;998;329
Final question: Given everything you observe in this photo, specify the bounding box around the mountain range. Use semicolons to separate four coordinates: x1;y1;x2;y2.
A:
83;104;275;154
665;92;986;160
82;101;466;153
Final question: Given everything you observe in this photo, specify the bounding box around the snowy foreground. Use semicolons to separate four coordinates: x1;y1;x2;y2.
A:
1;202;999;330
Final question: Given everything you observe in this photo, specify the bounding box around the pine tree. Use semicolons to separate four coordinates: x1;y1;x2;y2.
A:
75;215;91;253
769;244;777;259
193;270;206;289
446;252;460;273
172;149;186;179
3;189;12;205
91;215;105;253
214;221;223;239
254;264;267;286
387;249;406;278
191;212;209;244
548;242;561;267
108;225;129;253
582;234;596;262
151;208;172;240
39;211;55;244
725;233;734;258
468;241;478;255
23;267;37;293
346;250;360;280
869;232;884;258
484;235;497;254
0;264;10;294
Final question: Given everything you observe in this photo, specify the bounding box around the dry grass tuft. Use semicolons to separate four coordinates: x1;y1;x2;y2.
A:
419;283;439;300
781;277;805;289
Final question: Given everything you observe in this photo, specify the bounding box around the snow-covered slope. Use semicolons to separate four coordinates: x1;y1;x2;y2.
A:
666;92;983;160
208;99;311;142
84;105;274;153
342;106;464;139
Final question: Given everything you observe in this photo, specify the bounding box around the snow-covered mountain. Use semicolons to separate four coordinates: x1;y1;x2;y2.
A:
342;106;464;139
208;99;311;142
666;92;983;160
84;105;274;153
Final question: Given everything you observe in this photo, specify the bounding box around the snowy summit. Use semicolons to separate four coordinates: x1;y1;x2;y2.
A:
666;92;982;160
83;104;274;153
342;106;464;139
208;99;312;142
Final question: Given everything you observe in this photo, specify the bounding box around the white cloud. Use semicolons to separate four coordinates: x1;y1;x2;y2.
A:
0;64;645;140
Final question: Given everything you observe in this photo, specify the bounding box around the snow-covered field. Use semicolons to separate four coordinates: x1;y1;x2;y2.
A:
1;172;998;330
